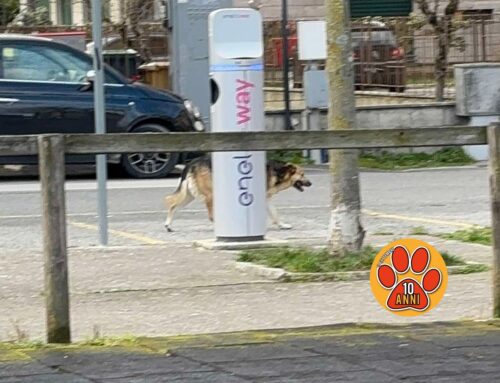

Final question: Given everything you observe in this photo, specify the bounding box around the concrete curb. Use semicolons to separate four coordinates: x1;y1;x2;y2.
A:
235;261;490;283
194;238;289;250
305;164;485;173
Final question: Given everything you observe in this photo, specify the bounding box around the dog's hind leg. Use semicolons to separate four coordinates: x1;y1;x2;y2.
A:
164;180;194;232
204;194;214;222
267;201;292;230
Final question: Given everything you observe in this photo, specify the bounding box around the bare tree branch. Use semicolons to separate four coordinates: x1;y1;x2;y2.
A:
445;0;460;16
415;0;438;27
414;0;461;101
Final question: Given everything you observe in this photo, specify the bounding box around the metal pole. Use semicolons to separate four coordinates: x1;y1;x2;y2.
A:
91;0;108;245
281;0;292;130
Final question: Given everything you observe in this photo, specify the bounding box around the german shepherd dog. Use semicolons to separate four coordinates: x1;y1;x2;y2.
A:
164;155;312;232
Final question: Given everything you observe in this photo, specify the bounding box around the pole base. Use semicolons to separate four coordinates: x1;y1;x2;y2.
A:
194;237;287;250
216;235;265;243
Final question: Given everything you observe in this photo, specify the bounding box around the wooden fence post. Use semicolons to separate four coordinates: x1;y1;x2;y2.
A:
38;135;71;343
488;123;500;318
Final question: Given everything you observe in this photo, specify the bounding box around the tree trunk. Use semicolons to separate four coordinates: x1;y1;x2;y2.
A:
126;0;152;62
434;22;450;102
415;1;460;101
326;0;365;256
434;31;447;101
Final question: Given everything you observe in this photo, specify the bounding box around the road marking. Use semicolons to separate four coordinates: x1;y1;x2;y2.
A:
0;179;180;193
0;205;329;220
363;209;481;229
69;221;167;246
0;210;174;220
0;207;483;231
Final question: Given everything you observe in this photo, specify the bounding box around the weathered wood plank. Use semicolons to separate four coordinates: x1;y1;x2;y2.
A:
0;135;39;155
64;127;487;154
38;135;71;344
488;123;500;319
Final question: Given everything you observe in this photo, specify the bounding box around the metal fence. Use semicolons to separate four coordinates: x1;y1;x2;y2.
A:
264;15;500;106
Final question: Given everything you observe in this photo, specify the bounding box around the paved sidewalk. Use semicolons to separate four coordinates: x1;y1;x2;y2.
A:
0;235;493;342
0;321;498;382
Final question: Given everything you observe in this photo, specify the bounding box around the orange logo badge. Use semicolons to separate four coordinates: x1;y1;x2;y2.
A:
370;238;448;316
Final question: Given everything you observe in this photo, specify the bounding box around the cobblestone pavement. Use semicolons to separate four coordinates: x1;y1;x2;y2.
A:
0;321;498;382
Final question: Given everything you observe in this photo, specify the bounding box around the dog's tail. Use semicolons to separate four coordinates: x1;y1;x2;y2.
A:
171;163;190;194
173;155;209;193
166;176;189;208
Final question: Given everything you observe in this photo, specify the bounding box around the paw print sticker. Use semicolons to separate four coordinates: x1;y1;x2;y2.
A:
370;239;448;317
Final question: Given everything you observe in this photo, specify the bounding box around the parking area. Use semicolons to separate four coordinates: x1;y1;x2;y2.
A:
0;164;492;250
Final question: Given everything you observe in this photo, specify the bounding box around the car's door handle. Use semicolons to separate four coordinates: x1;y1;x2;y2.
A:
0;98;19;104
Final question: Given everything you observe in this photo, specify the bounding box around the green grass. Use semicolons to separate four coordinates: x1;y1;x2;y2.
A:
239;246;377;273
359;148;475;170
455;264;490;274
81;335;140;347
238;246;465;273
268;150;313;165
441;252;466;266
439;227;492;246
373;231;394;236
410;226;430;235
268;148;474;169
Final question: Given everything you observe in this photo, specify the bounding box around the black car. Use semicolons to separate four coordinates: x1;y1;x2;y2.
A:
0;34;205;178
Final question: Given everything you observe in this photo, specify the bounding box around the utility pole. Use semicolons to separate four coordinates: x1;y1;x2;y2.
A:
91;0;109;245
326;0;365;255
281;0;292;130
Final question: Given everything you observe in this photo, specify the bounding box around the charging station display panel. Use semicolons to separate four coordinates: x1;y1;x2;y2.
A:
211;11;263;59
209;9;267;241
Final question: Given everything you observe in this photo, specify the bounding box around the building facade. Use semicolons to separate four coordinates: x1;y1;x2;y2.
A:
16;0;500;26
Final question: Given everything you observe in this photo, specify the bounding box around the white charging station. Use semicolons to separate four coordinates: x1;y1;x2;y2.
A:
209;8;267;241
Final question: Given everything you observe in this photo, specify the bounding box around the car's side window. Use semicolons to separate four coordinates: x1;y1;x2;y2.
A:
0;43;120;84
1;46;67;82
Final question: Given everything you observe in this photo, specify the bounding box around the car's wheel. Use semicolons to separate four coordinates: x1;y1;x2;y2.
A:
121;124;179;179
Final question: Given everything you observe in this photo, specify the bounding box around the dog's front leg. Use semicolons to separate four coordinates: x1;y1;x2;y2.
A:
267;202;292;230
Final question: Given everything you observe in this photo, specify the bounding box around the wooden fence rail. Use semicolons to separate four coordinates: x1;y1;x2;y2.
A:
0;126;488;156
0;125;498;344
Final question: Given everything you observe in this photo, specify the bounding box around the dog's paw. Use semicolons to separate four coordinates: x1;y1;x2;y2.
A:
164;225;173;233
278;223;293;230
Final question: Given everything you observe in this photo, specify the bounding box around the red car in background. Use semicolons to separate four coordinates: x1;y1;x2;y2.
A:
351;22;407;92
267;21;406;93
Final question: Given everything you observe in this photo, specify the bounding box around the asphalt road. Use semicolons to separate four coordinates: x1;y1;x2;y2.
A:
0;164;490;250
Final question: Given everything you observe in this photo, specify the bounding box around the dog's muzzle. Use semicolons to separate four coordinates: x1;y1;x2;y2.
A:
293;179;312;192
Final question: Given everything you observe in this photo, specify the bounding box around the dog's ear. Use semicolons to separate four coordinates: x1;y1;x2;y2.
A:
276;164;297;181
276;164;291;180
286;164;297;175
